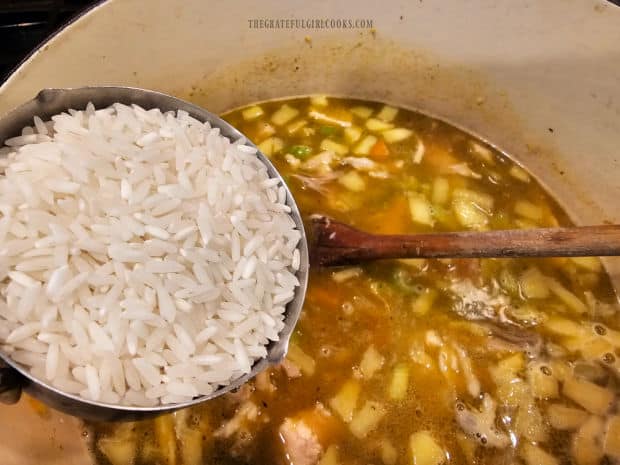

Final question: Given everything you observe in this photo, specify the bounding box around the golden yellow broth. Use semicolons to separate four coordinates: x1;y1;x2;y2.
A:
91;97;620;465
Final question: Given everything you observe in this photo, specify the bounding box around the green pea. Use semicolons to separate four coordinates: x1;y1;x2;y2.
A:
319;125;339;136
287;145;313;159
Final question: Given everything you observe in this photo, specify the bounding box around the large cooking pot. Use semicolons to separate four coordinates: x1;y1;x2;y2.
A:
1;1;619;463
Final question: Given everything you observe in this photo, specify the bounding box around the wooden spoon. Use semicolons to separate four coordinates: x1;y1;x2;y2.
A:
311;216;620;267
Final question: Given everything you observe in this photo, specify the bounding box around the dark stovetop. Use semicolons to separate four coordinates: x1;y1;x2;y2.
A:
0;0;99;82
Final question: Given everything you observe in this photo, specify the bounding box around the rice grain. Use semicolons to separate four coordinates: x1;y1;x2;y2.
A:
0;103;300;406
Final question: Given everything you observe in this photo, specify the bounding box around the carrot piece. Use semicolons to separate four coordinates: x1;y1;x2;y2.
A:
369;139;390;158
371;196;409;234
296;404;343;444
28;396;50;418
424;145;459;172
307;285;341;309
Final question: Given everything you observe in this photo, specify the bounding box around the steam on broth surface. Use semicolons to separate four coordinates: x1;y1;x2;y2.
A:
90;97;620;465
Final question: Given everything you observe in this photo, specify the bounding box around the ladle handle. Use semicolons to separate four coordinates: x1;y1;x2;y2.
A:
0;364;22;404
311;217;620;267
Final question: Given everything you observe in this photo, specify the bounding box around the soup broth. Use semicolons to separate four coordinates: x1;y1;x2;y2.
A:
90;97;620;465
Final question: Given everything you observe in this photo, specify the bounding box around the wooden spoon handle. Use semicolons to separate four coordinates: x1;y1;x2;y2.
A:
311;217;620;267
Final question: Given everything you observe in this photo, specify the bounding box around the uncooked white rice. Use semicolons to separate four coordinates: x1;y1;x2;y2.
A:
0;103;301;406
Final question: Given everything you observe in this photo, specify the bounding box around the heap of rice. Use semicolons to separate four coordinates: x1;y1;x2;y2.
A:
0;103;301;406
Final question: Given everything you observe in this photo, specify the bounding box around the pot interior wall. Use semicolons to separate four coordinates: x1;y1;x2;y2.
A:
0;1;620;463
1;0;619;265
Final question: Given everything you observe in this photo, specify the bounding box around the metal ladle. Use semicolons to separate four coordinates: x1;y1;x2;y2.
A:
0;87;310;421
2;87;620;422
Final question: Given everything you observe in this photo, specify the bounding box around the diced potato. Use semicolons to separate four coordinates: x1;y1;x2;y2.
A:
140;439;161;464
318;445;339;465
320;138;349;155
409;431;446;465
398;258;427;269
450;163;482;179
570;257;602;273
604;415;620;459
257;137;284;156
332;267;362;283
562;336;600;356
388;363;409;400
544;317;587;338
527;363;558;399
344;126;362;144
437;345;460;378
287;343;316;376
497;378;528;408
408;193;434;226
180;428;203;465
514;200;544;221
452;188;494;211
411;289;437;316
311;95;329;107
285;154;302;168
350;106;374;119
546;278;587;314
349;401;386;438
515;218;537;229
578;272;600;289
516;398;549;442
365;118;394;132
287;119;308;134
308;108;352;127
578;337;615;361
271;104;300;126
327;192;362;212
455;346;480;398
431;177;450;205
360;345;385;379
520;443;558;465
303;151;336;174
155;415;177;465
520;267;550;299
572;415;604;465
602;326;620;347
563;376;614;415
425;330;443;348
410;344;434;369
339;171;366;192
376;105;399;122
490;353;524;385
354;135;378;155
499;267;519;296
241;105;264;121
412;139;426;164
547;404;589;430
548;359;571;381
380;439;398;465
456;433;477;465
469;141;494;164
382;128;413;143
98;436;137;465
452;198;488;229
509;165;531;183
329;380;361;423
